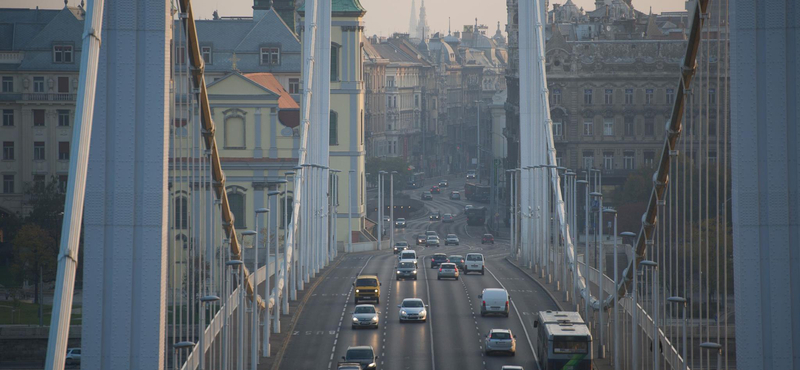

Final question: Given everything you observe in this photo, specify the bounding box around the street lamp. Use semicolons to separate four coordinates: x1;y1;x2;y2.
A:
199;295;220;370
603;208;618;369
348;170;355;253
329;169;341;259
576;179;589;322
283;172;296;303
667;296;688;370
173;341;196;370
225;259;245;370
590;191;604;358
700;342;722;370
378;171;388;251
640;259;659;370
545;164;557;285
265;190;282;335
505;169;516;260
390;171;398;250
241;229;259;368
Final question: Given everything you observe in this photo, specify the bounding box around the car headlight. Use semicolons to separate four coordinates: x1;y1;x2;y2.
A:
355;289;360;293
421;309;426;315
412;271;417;274
400;310;407;315
353;317;359;322
371;316;379;322
396;271;401;274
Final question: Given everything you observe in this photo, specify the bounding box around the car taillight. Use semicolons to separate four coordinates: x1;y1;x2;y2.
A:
439;268;442;272
482;300;486;307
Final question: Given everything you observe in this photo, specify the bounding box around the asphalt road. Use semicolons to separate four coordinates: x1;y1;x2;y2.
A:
280;175;561;370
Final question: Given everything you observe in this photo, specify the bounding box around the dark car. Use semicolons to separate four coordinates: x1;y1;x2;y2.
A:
429;211;441;221
481;234;495;244
450;191;461;200
430;185;441;194
395;218;406;228
442;213;454;223
439;180;449;187
341;346;378;370
430;253;448;268
448;255;465;270
421;192;433;200
393;241;409;254
416;234;427;245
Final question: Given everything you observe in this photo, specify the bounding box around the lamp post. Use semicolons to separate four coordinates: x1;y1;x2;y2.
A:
603;209;618;369
506;169;515;259
668;296;688;370
241;230;259;368
700;342;722;370
348;170;355;253
524;166;534;269
225;259;244;370
620;230;637;370
283;172;296;305
590;191;604;358
390;171;397;250
173;341;196;370
292;165;304;292
199;295;220;370
563;170;573;302
265;190;282;335
577;179;589;322
330;169;341;258
640;259;659;370
378;171;387;250
299;163;312;287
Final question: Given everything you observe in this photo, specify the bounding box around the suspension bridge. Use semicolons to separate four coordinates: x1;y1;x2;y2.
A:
34;0;799;369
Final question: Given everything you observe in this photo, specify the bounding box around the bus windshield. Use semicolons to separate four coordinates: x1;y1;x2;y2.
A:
553;339;589;354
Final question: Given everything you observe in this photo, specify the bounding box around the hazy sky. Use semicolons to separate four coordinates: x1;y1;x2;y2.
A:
8;0;687;37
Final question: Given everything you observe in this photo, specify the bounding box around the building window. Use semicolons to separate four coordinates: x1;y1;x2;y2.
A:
583;120;593;136
604;89;613;105
603;152;614;169
709;88;716;105
709;120;717;136
552;119;563;137
2;109;13;126
666;88;675;105
201;46;212;64
33;110;45;126
624;151;635;170
224;116;245;149
644;117;655;136
58;141;70;160
174;196;188;229
260;47;280;65
53;45;73;63
603;118;614;136
288;78;300;94
645;89;653;105
330;45;339;81
415;95;419;108
1;76;12;93
58;110;70;126
33;77;45;93
2;142;13;160
556;153;563;167
34;141;45;160
175;46;185;65
625;89;633;105
709;151;717;164
584;89;592;105
393;96;397;108
582;151;594;169
624;116;634;136
33;174;45;190
551;89;562;106
227;192;245;229
386;76;395;87
644;151;655;168
330;110;339;145
58;175;68;192
2;174;13;194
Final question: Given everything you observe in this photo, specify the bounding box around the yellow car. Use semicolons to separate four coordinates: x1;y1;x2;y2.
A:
353;275;381;304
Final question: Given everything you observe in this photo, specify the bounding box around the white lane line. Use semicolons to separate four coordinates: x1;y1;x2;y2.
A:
423;256;437;370
327;255;375;370
485;267;542;370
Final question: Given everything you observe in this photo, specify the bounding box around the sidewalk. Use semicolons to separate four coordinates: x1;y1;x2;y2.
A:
504;257;615;370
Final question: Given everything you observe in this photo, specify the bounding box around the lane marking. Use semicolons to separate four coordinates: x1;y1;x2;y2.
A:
423;256;437;370
485;267;542;370
326;255;375;370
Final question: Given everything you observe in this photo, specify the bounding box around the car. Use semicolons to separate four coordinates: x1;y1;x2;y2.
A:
437;262;459;280
464;253;485;275
484;329;517;356
65;348;81;366
416;234;427;245
430;253;448;268
421;191;433;200
425;230;438;238
430;185;441;194
353;275;381;304
396;261;418;280
383;216;390;224
393;241;409;254
426;236;440;247
466;170;476;179
444;234;460;246
442;213;454;223
429;211;441;221
481;233;495;244
398;250;418;266
479;288;510;317
450;191;461;200
337;363;363;370
341;346;378;370
351;304;379;329
439;179;449;187
395;218;406;228
464;204;474;212
448;254;465;270
500;367;524;370
398;298;428;322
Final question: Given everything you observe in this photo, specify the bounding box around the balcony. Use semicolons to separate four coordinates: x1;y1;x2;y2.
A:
0;93;22;101
23;93;76;102
0;51;23;64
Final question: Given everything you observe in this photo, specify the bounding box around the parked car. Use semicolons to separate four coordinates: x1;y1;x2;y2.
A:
393;241;408;254
484;329;517;356
438;179;449;187
450;191;461;200
479;288;510;317
396;261;418;280
481;233;495;244
398;298;428;323
448;254;465;270
341;346;378;369
421;192;433;200
430;253;448;268
395;218;406;228
464;253;485;275
429;211;441;221
437;262;459;280
430;185;441;194
426;236;440;247
416;234;427;245
65;348;81;366
466;170;476;179
442;213;454;223
351;304;379;329
444;234;460;245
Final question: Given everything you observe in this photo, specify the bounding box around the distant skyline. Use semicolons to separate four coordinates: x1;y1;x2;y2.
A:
6;0;687;37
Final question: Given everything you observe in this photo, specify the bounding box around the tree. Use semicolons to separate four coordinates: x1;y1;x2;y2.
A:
365;157;412;195
23;176;66;241
11;224;57;304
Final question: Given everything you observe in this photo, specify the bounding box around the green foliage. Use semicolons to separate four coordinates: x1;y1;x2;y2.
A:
23;175;66;241
11;224;57;302
365;157;412;194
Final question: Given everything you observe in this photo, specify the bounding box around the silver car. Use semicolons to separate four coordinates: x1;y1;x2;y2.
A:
426;236;440;247
444;234;459;245
398;298;428;322
437;263;459;280
396;261;418;280
484;328;517;356
351;304;379;329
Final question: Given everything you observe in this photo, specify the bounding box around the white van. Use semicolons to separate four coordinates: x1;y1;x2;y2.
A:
479;288;510;317
464;253;485;275
399;250;418;265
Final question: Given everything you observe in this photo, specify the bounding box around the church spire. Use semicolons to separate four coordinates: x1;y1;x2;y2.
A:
409;0;418;37
416;0;429;41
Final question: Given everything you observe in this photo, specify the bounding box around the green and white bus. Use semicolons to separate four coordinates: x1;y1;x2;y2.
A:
533;311;593;370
